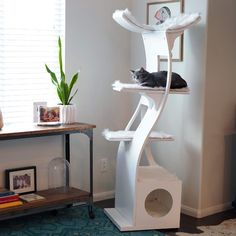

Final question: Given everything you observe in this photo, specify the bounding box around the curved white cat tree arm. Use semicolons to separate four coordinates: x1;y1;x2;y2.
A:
113;8;201;34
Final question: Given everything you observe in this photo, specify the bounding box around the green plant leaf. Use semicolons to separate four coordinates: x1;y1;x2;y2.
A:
46;36;79;105
57;87;64;104
69;73;79;94
45;64;58;86
64;83;70;105
68;88;78;104
60;80;70;105
58;37;65;81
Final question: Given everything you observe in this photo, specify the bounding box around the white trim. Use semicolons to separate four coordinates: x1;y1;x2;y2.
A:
93;190;115;202
181;202;233;218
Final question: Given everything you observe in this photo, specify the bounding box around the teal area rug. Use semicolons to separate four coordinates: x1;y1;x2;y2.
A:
0;206;164;236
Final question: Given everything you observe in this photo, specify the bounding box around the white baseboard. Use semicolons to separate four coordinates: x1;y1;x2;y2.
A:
93;190;115;202
181;202;233;218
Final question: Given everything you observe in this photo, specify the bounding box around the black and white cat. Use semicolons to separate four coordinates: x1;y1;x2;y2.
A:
130;67;187;89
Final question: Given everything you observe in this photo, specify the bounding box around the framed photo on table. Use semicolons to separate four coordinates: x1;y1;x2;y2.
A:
5;166;37;195
147;0;184;61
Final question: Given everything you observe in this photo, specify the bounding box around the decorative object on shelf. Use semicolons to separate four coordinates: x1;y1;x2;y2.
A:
19;193;45;202
59;104;77;124
0;188;21;209
48;157;70;193
45;37;79;124
33;101;47;123
0;108;3;129
147;0;184;61
103;9;200;231
37;105;60;126
0;188;15;197
5;166;37;195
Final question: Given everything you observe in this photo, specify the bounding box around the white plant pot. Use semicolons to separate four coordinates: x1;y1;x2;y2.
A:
59;104;77;124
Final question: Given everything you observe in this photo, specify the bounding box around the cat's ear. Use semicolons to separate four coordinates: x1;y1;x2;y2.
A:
140;67;146;72
130;70;135;74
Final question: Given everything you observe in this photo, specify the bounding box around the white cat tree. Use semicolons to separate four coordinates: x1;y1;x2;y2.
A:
103;9;200;231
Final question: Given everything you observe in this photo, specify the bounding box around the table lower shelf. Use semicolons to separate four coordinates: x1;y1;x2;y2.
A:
0;187;90;221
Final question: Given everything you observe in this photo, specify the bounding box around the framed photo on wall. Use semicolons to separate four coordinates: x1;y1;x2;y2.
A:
147;0;184;61
5;166;37;195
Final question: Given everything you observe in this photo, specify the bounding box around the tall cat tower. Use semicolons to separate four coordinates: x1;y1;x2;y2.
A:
103;9;201;231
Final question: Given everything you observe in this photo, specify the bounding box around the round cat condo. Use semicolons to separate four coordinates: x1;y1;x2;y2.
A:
145;189;173;218
48;157;70;192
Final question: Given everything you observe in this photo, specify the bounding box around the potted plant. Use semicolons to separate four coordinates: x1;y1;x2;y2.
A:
45;37;79;124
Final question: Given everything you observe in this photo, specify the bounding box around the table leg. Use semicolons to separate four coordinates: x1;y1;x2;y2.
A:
65;134;70;163
88;129;95;219
65;134;70;187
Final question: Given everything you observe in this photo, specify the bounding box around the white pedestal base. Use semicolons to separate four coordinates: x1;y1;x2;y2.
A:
104;207;180;231
104;166;181;231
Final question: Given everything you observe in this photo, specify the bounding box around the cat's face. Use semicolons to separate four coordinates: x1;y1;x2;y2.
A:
130;67;149;84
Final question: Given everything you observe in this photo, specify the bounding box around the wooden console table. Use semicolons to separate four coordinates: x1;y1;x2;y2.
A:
0;122;96;221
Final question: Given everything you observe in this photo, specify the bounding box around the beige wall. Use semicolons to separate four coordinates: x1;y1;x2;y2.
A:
202;0;236;211
0;136;63;191
65;0;132;197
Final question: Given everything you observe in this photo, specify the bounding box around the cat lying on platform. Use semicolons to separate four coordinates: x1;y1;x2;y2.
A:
130;67;187;89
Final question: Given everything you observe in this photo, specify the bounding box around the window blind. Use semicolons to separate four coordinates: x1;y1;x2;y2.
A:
0;0;65;124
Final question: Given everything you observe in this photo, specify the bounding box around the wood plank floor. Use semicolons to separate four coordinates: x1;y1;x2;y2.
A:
95;199;236;235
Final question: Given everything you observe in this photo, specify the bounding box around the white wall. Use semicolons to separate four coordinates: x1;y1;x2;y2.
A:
130;0;208;216
0;136;63;191
201;0;236;211
65;0;132;197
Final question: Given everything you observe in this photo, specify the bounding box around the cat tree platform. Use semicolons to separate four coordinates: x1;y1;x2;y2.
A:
104;9;200;231
112;80;190;94
103;130;174;142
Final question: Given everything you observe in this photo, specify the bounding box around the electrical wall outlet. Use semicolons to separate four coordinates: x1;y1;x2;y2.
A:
100;158;108;172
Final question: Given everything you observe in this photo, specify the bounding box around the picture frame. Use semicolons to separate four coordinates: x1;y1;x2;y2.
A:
147;0;184;61
5;166;37;195
37;105;60;126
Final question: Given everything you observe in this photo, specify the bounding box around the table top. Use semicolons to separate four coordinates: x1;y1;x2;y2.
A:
0;122;96;140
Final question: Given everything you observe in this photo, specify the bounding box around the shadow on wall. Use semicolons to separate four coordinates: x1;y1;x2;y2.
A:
224;133;236;204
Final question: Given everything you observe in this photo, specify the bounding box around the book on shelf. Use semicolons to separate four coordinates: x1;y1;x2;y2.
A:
0;194;19;204
0;188;15;197
0;200;23;209
19;193;45;202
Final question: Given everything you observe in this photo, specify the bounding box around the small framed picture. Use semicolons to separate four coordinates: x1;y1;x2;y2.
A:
37;106;60;126
147;0;184;61
5;166;37;195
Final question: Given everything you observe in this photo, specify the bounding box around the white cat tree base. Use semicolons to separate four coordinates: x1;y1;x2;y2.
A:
103;9;200;231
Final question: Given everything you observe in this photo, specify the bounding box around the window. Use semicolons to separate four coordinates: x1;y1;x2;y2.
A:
0;0;65;124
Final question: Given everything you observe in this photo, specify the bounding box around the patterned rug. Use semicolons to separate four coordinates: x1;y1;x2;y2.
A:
176;218;236;236
0;206;164;236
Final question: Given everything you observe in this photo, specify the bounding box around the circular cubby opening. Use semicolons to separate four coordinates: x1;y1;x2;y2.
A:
145;189;173;218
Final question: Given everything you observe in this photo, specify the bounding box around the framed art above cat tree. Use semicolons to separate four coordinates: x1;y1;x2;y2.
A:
147;0;184;61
